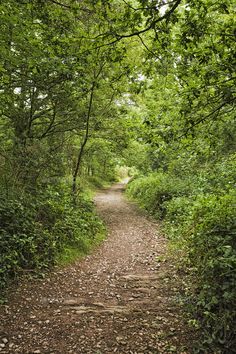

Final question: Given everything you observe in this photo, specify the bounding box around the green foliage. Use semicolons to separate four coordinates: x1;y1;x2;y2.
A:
122;141;151;174
126;172;191;218
56;231;105;266
0;0;136;296
166;192;236;352
0;0;235;351
0;187;104;294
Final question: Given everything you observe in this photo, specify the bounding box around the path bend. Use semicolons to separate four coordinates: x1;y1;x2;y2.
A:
0;183;190;354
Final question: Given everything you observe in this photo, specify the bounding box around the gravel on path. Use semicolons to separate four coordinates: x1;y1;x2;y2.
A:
0;183;192;354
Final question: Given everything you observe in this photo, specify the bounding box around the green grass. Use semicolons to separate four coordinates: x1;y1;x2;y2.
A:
56;231;106;267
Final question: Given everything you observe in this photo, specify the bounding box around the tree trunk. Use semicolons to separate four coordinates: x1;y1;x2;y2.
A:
72;81;95;201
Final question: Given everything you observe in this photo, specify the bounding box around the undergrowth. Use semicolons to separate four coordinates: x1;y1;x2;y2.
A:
56;231;105;266
0;183;105;297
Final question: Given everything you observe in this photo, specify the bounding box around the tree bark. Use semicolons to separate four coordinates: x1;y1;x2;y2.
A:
72;81;96;200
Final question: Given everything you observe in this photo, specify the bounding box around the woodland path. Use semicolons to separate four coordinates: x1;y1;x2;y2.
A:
0;183;191;354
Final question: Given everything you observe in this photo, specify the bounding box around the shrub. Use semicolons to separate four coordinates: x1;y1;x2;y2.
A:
182;192;236;351
126;172;191;218
0;187;104;294
164;192;236;352
0;196;49;291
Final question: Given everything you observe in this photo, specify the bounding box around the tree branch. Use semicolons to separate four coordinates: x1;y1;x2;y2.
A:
48;0;71;9
96;0;181;42
178;98;236;139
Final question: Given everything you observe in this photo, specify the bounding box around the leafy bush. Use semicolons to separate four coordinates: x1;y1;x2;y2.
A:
0;187;104;293
163;192;236;351
162;195;196;257
126;172;191;218
0;196;49;290
178;192;236;352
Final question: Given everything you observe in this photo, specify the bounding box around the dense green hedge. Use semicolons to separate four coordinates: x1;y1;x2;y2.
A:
165;192;236;351
126;168;236;352
126;172;191;218
0;187;104;294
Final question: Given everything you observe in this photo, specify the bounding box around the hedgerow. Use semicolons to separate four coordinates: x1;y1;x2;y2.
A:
0;186;104;294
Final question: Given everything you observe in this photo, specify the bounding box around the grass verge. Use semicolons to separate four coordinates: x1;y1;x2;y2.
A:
56;231;106;267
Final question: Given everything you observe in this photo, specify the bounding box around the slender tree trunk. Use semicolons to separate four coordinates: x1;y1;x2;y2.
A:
72;81;95;201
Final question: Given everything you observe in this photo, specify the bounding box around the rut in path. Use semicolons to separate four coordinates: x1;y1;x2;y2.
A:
0;183;190;354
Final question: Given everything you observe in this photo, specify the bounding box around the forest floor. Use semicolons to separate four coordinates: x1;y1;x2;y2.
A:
0;183;194;354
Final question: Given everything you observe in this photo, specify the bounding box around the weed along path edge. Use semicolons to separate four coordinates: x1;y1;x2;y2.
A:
0;182;192;354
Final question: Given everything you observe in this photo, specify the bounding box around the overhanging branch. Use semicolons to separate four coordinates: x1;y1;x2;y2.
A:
178;98;236;139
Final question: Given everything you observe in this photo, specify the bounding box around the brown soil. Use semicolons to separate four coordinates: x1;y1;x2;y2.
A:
0;183;193;354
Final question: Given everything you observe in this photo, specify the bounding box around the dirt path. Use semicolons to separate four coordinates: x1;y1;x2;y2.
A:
0;183;191;354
